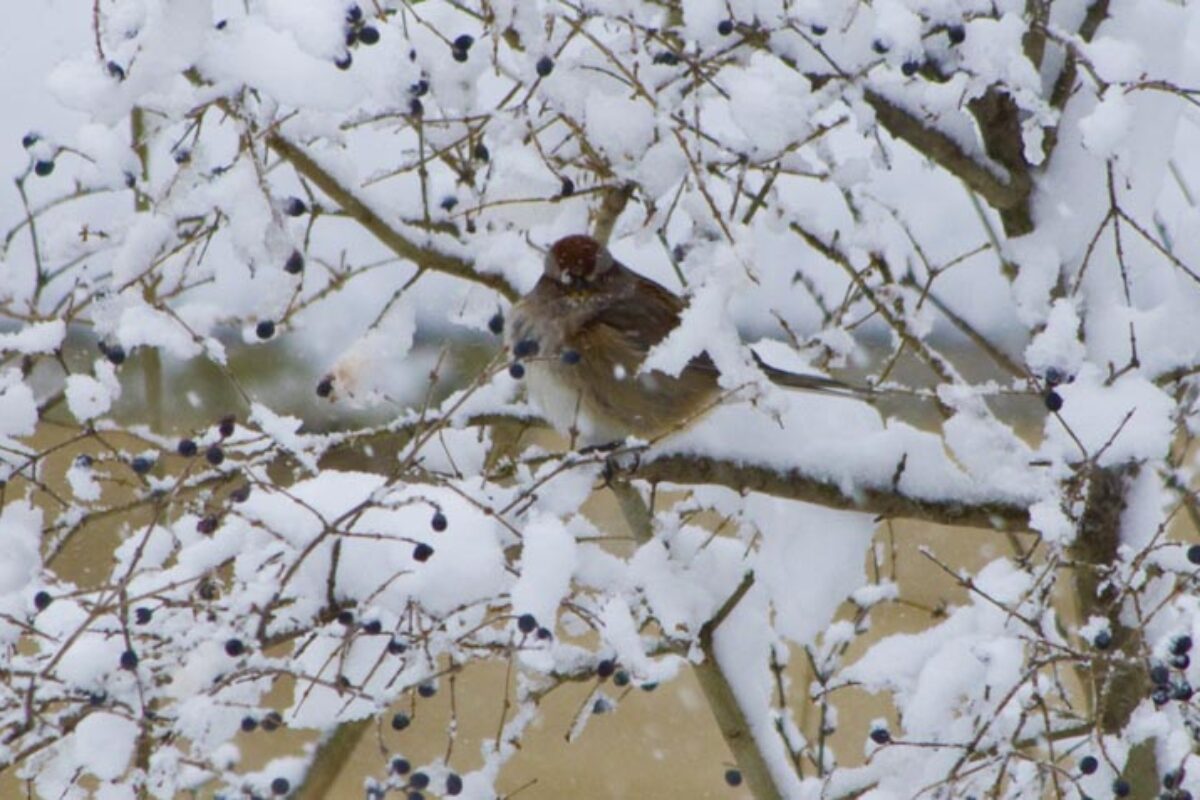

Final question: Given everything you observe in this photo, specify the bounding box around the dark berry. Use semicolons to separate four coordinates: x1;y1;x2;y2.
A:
107;61;126;80
516;613;538;634
869;727;891;744
1093;630;1112;650
270;777;290;795
219;415;236;437
21;132;39;148
901;60;920;76
1174;681;1194;701
640;682;658;692
614;670;630;687
131;456;153;475
1045;391;1063;412
316;376;334;397
391;757;411;775
174;148;191;164
75;453;94;468
431;511;448;532
335;53;352;70
409;98;424;116
205;445;225;466
537;626;552;640
1045;367;1065;386
811;24;828;36
508;362;525;379
1153;687;1171;706
1165;769;1182;789
445;773;463;795
261;711;283;731
1172;635;1193;655
198;579;218;600
388;638;408;655
344;28;358;48
410;79;429;96
717;19;734;36
451;47;468;63
407;793;423;800
1189;544;1200;565
241;715;258;732
225;638;246;657
653;51;679;65
561;349;581;365
358;25;380;45
391;712;411;731
337;610;355;626
346;5;362;22
487;312;504;335
948;25;966;45
1172;654;1191;670
1114;779;1131;797
413;543;434;562
33;591;52;611
535;55;554;77
197;515;219;534
410;772;430;789
597;659;616;678
256;320;276;340
88;691;106;706
362;619;382;635
178;438;198;457
439;196;458;211
1151;664;1171;685
559;177;575;197
724;769;742;787
1079;755;1098;775
120;649;139;670
284;250;304;274
513;339;539;358
34;160;55;177
453;34;474;51
283;197;307;217
135;606;153;624
106;344;127;365
417;682;436;698
872;39;890;54
473;143;490;162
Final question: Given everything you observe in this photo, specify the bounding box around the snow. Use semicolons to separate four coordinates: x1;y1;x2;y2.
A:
65;374;112;421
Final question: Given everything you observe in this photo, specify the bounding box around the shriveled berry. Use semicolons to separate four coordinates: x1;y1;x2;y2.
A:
473;142;490;162
724;769;743;787
517;613;537;634
22;132;39;148
261;711;283;731
256;320;276;340
717;19;734;36
391;712;411;731
614;670;630;687
107;61;126;80
197;515;219;534
413;543;434;562
230;484;251;503
1113;779;1130;797
561;349;581;365
535;55;554;77
135;606;153;624
537;626;552;640
346;5;362;22
439;196;458;211
410;79;429;96
205;445;225;466
178;438;198;457
34;591;52;611
284;250;304;274
431;511;447;531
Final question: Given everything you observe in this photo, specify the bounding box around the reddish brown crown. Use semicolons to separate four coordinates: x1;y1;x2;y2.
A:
548;235;605;279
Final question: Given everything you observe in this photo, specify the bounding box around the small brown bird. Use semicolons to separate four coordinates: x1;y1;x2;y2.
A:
507;234;866;443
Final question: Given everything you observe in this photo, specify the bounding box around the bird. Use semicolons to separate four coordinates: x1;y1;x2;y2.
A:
505;234;870;443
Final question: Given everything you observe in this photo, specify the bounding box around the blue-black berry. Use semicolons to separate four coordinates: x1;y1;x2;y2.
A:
1151;664;1171;686
410;772;430;789
431;511;448;532
241;715;258;732
225;638;246;657
536;56;554;77
1079;755;1098;775
488;312;504;335
131;456;153;475
388;638;408;655
413;543;434;562
417;682;436;698
335;53;353;70
1113;779;1130;797
106;343;127;365
1045;391;1063;412
391;712;411;731
445;773;463;795
811;24;827;36
1171;635;1193;655
120;649;139;670
453;34;474;51
270;777;290;795
901;59;921;76
1189;544;1200;565
358;26;380;45
872;39;890;54
205;445;225;466
135;606;153;624
219;416;236;437
474;142;490;162
362;619;382;635
284;250;304;274
653;51;679;65
283;197;307;216
948;25;966;44
22;132;39;149
440;196;458;211
178;438;198;457
560;177;575;197
517;613;537;633
34;591;52;611
869;727;891;744
197;515;219;535
717;19;734;36
508;362;525;379
261;711;283;731
337;610;355;626
317;376;334;397
391;757;411;775
256;320;276;340
597;659;616;678
1093;630;1112;650
724;769;742;787
34;160;55;177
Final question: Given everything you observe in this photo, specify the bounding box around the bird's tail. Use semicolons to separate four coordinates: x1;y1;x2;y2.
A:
753;353;877;401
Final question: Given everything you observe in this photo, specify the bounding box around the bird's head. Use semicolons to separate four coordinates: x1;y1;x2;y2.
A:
543;235;614;287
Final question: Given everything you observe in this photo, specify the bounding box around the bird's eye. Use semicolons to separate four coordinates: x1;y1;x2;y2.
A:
560;273;573;285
